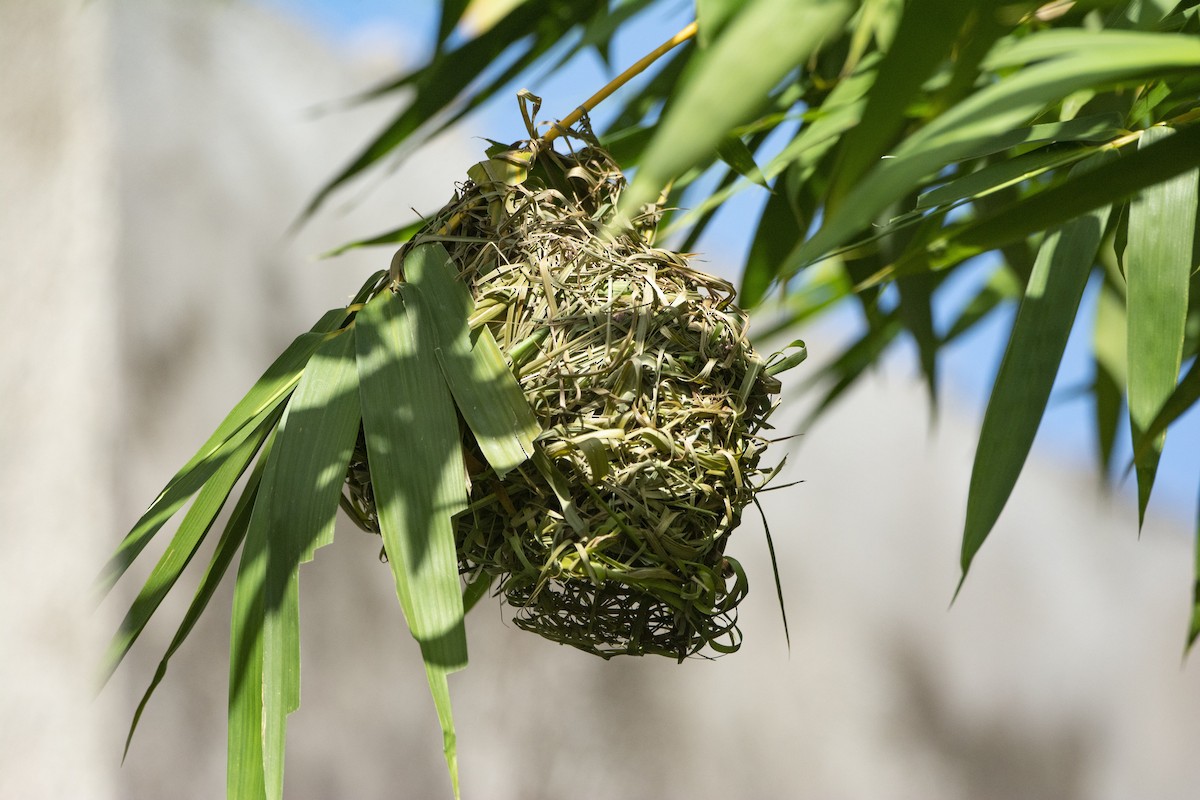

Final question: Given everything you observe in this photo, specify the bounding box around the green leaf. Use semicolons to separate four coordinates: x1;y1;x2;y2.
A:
828;0;976;206
302;0;604;220
123;439;270;762
261;329;362;800
799;311;904;430
435;0;471;51
101;409;276;686
401;243;540;476
741;169;811;305
952;123;1200;253
661;50;878;249
322;220;425;258
1092;278;1129;479
788;31;1200;274
356;286;469;797
696;0;742;46
1125;124;1197;524
1131;355;1200;467
914;146;1094;211
960;154;1115;583
620;0;856;218
715;135;769;189
99;313;346;596
227;453;280;800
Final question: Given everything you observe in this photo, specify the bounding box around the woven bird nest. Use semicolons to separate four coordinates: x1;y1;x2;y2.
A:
343;130;788;660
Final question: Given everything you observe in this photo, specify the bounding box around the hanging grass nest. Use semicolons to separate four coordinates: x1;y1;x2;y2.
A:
342;127;796;660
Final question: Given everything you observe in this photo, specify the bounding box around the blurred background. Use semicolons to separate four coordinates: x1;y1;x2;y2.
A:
2;1;1199;798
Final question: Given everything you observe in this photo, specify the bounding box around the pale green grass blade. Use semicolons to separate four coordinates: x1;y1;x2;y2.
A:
425;665;460;800
1125;125;1197;524
787;31;1200;274
619;0;856;217
402;242;539;476
227;469;276;800
99;315;345;596
123;442;269;761
102;409;276;686
261;329;361;800
959;155;1114;583
356;286;469;797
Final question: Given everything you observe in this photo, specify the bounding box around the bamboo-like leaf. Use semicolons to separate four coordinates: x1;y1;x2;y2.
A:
696;0;742;46
356;286;468;798
123;439;270;761
940;262;1020;344
302;0;603;220
953;123;1200;252
960;155;1114;583
915;146;1094;211
434;0;470;51
1093;278;1129;479
741;168;811;306
1125;124;1197;524
402;243;540;476
102;410;276;686
99;313;346;595
828;0;975;206
715;135;769;189
662;50;875;252
262;329;362;800
1131;356;1200;466
321;220;425;258
787;31;1200;274
227;451;280;800
620;0;856;218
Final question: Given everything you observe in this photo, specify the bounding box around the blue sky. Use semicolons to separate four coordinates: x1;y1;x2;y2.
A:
261;0;1199;525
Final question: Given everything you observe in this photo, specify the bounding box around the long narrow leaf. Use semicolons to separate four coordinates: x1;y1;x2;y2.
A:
401;243;539;476
1093;278;1129;480
953;123;1200;252
960;155;1115;583
828;0;975;205
102;409;275;685
99;314;346;595
1131;356;1200;464
356;286;469;798
620;0;855;217
262;329;362;800
1125;124;1197;524
122;438;271;761
788;32;1200;274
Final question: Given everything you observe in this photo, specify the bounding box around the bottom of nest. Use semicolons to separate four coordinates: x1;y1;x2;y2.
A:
500;560;748;661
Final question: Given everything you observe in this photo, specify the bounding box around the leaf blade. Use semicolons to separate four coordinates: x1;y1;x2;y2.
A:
261;329;362;800
960;155;1115;580
401;243;540;476
1125;124;1197;523
356;286;469;797
620;0;856;218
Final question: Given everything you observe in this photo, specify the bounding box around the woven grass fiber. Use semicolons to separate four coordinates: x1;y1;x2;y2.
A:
343;125;789;660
